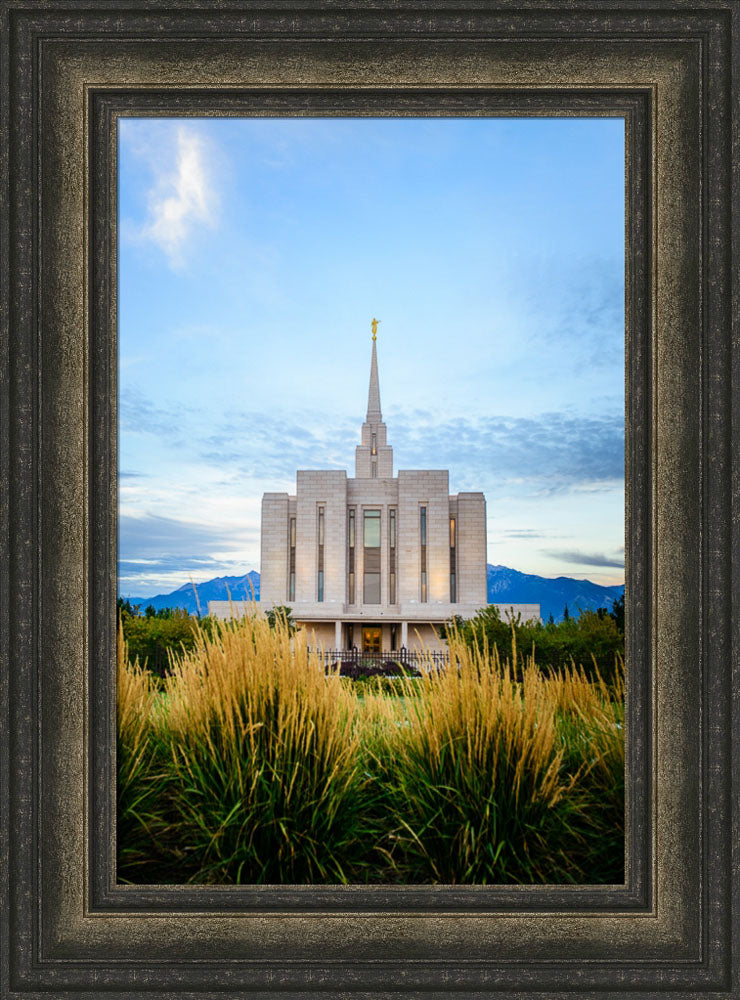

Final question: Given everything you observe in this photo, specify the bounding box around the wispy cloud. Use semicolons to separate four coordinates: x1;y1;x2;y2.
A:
186;405;624;497
118;512;259;596
118;555;226;575
119;385;188;442
120;512;256;559
137;127;218;268
544;549;625;569
389;410;624;492
198;411;358;480
510;255;624;370
500;529;553;540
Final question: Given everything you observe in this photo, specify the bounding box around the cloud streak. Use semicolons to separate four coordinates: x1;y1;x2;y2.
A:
120;512;256;557
544;549;625;569
138;127;218;268
500;529;554;540
118;512;259;595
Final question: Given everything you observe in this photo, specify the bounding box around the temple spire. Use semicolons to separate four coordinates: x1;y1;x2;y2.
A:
356;318;393;478
367;318;382;421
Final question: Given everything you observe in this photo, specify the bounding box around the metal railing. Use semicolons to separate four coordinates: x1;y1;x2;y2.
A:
308;647;450;674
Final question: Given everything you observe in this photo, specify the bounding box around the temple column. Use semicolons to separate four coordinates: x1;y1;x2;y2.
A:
401;621;408;648
335;620;342;649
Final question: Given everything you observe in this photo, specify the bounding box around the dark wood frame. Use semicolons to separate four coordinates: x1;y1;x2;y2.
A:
1;2;737;997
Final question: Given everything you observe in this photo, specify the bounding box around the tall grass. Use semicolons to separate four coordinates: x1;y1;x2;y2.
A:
153;613;371;883
365;636;587;883
117;615;624;885
547;656;625;883
117;626;175;880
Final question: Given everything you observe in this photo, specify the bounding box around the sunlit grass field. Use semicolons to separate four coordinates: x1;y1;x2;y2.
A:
117;613;624;885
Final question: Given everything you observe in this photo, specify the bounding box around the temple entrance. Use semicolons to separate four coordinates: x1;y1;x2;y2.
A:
362;627;382;653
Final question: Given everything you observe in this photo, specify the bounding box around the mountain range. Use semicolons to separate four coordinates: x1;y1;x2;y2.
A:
485;564;623;623
122;571;261;616
122;566;623;623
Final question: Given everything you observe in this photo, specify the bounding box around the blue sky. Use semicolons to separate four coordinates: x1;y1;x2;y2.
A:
118;116;625;598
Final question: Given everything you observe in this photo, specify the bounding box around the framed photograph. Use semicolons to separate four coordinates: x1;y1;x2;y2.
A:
116;112;627;889
1;1;737;997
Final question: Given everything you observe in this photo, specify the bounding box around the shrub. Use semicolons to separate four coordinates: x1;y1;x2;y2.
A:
333;657;422;680
366;631;624;884
118;605;199;679
116;626;178;882
548;657;625;882
351;675;420;697
156;613;372;884
453;604;624;684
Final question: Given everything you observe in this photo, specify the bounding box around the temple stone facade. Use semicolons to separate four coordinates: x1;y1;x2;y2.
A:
211;323;538;651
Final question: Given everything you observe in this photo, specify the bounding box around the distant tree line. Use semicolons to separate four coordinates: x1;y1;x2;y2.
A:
444;594;625;683
117;599;297;679
117;599;211;678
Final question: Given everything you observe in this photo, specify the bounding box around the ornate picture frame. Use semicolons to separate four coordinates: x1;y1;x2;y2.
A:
1;2;737;996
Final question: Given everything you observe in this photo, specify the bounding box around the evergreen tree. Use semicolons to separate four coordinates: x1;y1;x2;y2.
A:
609;592;625;633
265;606;296;634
